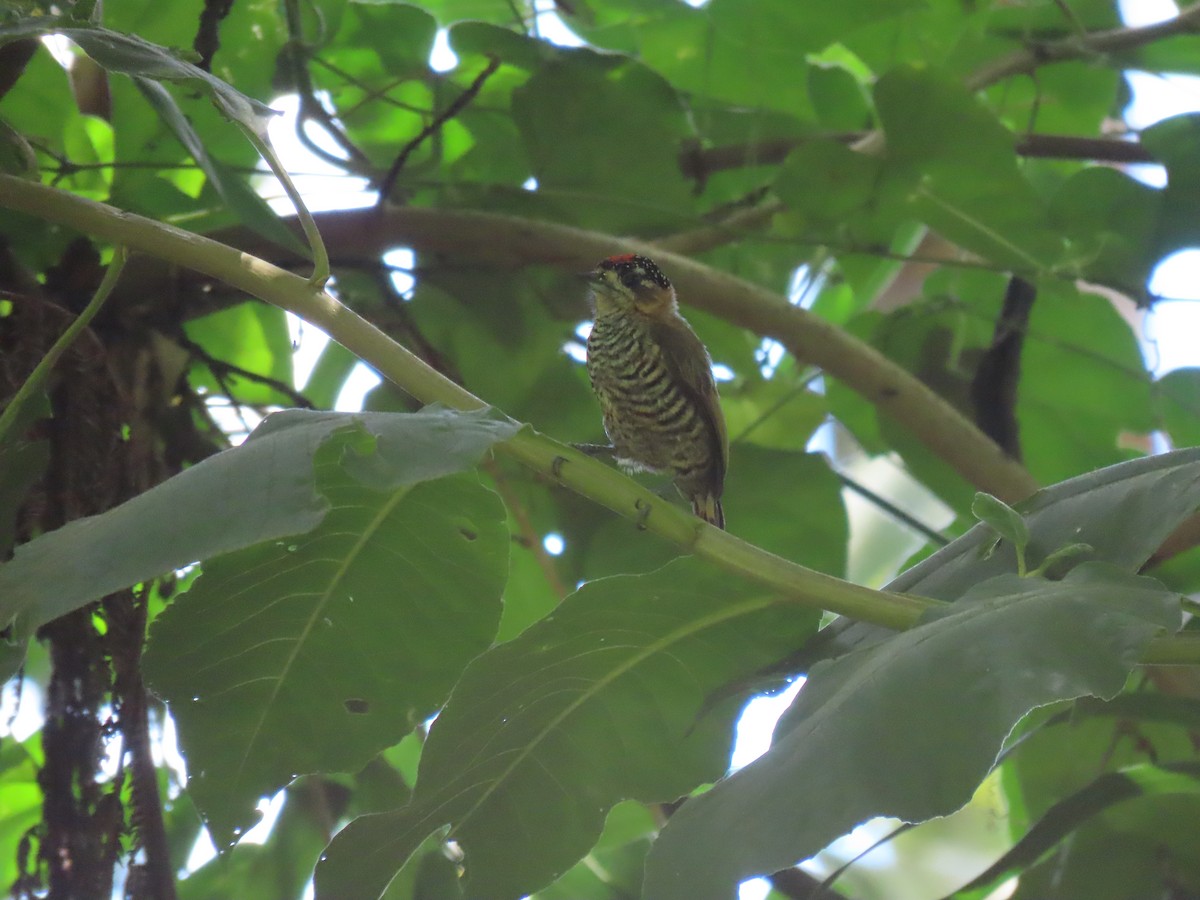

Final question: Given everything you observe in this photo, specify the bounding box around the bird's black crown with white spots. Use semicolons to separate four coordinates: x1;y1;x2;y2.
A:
598;254;672;290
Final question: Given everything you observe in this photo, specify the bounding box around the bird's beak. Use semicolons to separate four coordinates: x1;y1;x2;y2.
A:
577;269;603;284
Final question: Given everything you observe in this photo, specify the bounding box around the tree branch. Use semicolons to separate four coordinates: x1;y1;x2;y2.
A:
377;55;501;205
965;2;1200;91
282;206;1041;503
2;176;1195;662
0;173;931;633
112;205;1037;501
678;132;1155;183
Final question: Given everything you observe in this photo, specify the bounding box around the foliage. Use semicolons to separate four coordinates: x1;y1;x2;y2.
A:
0;1;1199;899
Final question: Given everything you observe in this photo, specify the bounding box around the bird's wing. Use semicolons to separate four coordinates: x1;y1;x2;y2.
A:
650;318;728;480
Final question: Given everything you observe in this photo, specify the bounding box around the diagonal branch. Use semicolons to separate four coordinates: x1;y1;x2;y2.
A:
111;205;1037;502
278;206;1040;503
3;175;1196;664
377;55;501;205
0;173;930;633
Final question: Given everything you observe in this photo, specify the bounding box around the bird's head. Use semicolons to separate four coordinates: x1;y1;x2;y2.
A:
584;254;677;319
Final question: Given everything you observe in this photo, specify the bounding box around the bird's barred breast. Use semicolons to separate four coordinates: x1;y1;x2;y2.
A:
587;318;709;474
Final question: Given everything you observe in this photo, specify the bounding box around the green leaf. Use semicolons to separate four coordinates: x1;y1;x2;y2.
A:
1018;281;1153;485
724;448;848;574
145;424;508;845
644;564;1180;899
314;557;821;900
875;65;1061;271
0;737;43;891
57;25;275;132
0;408;519;630
1010;792;1200;900
901;449;1200;596
971;491;1029;566
807;63;869;132
1156;368;1200;448
1049;167;1160;294
954;762;1200;899
184;301;296;406
802;448;1200;667
1143;113;1200;258
774;139;890;235
511;54;693;232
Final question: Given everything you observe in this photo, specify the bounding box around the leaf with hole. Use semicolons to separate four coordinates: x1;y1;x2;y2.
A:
144;423;509;845
314;557;821;900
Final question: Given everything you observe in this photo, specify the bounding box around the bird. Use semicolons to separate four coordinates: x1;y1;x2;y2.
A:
582;254;728;529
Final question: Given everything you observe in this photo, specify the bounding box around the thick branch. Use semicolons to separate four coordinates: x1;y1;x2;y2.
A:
0;174;929;632
114;205;1037;501
3;176;1194;663
264;207;1040;503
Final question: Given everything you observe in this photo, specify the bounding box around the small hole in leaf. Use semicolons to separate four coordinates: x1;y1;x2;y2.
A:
344;698;370;714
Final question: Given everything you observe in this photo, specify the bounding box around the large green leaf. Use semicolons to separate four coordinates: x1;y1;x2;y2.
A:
1143;114;1200;259
0;408;519;630
314;557;822;900
800;448;1200;665
1049;166;1160;295
644;564;1180;899
1018;281;1154;485
511;53;693;232
144;424;508;845
875;65;1062;271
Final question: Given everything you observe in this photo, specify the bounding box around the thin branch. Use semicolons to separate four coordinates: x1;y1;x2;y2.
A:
837;473;950;548
0;173;931;631
966;2;1200;91
176;334;315;409
279;0;374;177
377;55;501;206
306;206;1040;503
116;205;1037;501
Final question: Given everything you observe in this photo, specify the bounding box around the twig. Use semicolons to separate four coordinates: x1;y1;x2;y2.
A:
176;334;315;409
193;0;235;72
279;0;374;177
377;55;501;206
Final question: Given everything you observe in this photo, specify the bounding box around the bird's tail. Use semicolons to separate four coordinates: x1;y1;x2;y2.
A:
692;494;725;530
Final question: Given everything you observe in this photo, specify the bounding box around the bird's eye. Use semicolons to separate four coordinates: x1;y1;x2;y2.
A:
621;268;643;287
